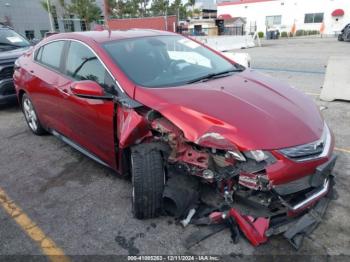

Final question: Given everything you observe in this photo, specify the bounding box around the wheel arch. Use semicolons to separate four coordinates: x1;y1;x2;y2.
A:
17;89;26;109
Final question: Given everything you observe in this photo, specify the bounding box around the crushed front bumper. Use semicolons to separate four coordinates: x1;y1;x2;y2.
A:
185;179;335;250
267;185;334;249
183;155;337;250
279;154;337;215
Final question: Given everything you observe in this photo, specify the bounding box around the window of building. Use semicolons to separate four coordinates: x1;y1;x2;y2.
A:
63;15;75;32
51;5;60;30
304;13;324;23
80;20;87;31
25;30;35;40
38;41;65;70
266;15;282;26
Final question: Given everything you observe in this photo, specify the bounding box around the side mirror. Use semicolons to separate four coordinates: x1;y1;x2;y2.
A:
70;80;113;100
30;39;39;45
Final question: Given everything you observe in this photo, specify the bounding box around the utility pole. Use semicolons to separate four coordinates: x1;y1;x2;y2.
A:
46;0;54;32
165;1;168;31
103;0;110;27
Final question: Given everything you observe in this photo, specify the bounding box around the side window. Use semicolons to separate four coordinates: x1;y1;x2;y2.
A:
65;41;106;87
39;41;65;69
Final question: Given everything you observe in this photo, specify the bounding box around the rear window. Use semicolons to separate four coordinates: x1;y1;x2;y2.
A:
36;41;65;70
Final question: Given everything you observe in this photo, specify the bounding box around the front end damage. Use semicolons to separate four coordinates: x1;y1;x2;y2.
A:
123;107;337;249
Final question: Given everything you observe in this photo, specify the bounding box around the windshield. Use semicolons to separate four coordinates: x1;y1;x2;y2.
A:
0;29;30;51
103;35;242;87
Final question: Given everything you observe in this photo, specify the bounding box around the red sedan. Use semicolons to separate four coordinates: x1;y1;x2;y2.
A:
14;30;336;245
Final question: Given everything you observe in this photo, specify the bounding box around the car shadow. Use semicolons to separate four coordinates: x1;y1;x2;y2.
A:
0;102;20;112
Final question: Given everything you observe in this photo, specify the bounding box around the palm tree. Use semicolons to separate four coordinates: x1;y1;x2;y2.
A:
187;0;195;11
66;0;102;30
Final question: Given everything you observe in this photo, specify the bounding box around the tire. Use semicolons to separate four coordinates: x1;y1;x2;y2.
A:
22;93;46;135
346;32;350;42
338;34;344;41
131;144;165;219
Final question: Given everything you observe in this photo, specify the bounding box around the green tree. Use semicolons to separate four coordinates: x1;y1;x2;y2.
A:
138;0;150;17
66;0;102;29
40;0;66;13
150;0;168;16
187;0;195;10
124;0;141;17
110;0;151;18
40;0;52;13
168;0;188;20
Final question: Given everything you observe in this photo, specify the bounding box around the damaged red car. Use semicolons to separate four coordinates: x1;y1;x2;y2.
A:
14;30;337;248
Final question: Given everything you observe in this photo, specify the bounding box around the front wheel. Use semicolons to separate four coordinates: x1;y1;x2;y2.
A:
131;144;165;219
22;93;46;135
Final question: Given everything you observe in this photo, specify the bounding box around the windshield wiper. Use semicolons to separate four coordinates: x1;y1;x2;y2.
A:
186;68;242;84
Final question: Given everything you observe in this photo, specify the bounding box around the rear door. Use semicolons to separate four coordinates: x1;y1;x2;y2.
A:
29;40;70;134
59;40;117;168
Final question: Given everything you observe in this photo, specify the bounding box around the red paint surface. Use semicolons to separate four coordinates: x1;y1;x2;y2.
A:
135;70;324;151
117;107;151;148
229;208;269;246
217;14;233;20
14;30;335;185
332;9;345;17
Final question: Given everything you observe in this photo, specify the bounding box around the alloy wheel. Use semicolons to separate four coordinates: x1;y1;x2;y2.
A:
23;97;38;132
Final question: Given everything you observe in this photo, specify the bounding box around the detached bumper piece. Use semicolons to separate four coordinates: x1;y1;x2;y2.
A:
268;178;335;249
228;209;269;247
184;177;335;250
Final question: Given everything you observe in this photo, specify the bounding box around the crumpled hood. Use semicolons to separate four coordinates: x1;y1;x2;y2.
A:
134;70;324;150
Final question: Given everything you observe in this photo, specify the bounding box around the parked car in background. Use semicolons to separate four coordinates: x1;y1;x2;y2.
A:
338;23;350;41
14;30;336;235
0;24;31;105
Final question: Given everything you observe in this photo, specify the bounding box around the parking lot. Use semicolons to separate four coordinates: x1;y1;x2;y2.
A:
1;37;350;258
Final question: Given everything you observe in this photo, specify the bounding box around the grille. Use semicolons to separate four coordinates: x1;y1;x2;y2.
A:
0;65;14;81
273;175;311;195
279;124;330;162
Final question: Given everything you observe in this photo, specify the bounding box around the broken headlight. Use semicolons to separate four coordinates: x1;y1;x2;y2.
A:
225;150;246;161
244;150;276;163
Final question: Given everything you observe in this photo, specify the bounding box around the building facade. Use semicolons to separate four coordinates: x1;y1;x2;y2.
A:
0;0;104;40
217;0;350;35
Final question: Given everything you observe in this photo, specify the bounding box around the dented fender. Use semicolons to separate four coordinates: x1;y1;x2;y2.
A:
117;106;151;148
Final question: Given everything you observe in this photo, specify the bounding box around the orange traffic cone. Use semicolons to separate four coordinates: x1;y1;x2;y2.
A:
320;22;325;35
290;22;296;36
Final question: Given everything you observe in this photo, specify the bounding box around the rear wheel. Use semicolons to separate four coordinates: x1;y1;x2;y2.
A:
131;144;165;219
22;93;46;135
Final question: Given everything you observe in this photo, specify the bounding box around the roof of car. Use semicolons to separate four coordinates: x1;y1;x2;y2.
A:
46;29;177;44
0;25;13;30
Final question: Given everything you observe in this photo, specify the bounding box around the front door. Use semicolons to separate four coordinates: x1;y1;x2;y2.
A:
59;41;117;168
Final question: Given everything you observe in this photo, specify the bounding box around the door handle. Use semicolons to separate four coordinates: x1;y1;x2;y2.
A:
57;87;70;96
